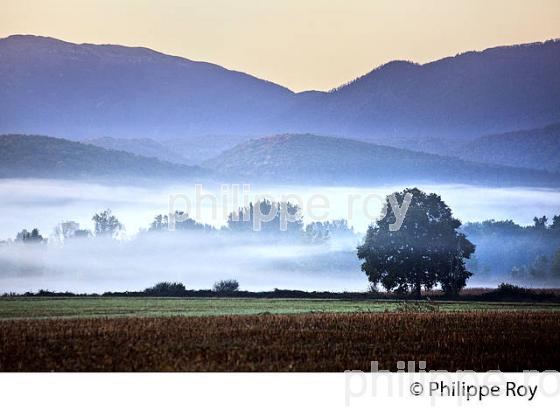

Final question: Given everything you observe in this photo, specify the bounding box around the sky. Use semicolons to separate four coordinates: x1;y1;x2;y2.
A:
2;0;560;92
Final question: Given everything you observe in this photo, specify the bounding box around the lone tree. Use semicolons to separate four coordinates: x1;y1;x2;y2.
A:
357;188;475;297
533;216;548;230
92;209;123;237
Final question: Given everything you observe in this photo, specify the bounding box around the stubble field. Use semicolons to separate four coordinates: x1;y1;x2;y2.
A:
1;300;559;371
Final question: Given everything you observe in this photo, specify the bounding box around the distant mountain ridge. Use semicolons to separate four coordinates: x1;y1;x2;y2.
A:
1;35;560;142
86;135;251;165
286;41;560;139
85;137;192;165
0;134;206;181
0;35;293;139
2;133;559;187
455;122;560;173
203;134;560;187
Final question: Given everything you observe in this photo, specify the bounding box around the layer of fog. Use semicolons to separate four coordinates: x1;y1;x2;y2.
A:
0;232;362;293
1;179;559;293
2;179;558;237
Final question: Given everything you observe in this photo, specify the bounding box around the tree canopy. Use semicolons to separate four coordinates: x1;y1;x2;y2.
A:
92;209;123;237
357;188;475;296
149;212;214;232
15;228;44;244
227;199;303;236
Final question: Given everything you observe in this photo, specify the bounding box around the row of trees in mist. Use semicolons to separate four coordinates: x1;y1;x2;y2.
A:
6;201;356;246
461;216;560;284
149;201;356;245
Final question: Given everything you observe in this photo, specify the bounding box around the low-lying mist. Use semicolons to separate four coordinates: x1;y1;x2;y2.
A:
0;178;559;293
0;232;363;293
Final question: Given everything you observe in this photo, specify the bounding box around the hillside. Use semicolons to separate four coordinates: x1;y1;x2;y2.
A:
85;135;252;165
85;137;191;165
0;134;206;181
1;35;560;142
456;123;560;172
0;35;293;139
203;134;560;187
162;134;253;164
285;41;560;139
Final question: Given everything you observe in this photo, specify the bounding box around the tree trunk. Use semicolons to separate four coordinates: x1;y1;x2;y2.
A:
413;283;422;299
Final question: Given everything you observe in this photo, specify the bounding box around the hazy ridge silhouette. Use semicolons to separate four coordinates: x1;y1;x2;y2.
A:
1;35;559;142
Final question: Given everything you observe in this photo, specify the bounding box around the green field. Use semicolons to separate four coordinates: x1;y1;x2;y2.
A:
1;297;560;320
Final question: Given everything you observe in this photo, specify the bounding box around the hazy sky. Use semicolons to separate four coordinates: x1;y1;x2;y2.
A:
2;0;560;91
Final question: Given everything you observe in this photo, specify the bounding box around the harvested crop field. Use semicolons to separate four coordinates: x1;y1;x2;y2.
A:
1;312;559;371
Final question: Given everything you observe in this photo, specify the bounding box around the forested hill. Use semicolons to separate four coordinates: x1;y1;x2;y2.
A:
0;134;206;181
457;123;560;172
203;134;560;187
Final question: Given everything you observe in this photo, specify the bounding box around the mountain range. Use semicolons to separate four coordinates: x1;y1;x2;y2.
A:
1;34;560;142
2;134;559;188
1;34;560;187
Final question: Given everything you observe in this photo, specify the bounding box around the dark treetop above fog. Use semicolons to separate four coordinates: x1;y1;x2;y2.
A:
1;35;560;141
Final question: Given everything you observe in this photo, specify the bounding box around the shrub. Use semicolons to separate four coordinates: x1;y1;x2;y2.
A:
494;283;533;298
213;279;240;294
143;282;186;297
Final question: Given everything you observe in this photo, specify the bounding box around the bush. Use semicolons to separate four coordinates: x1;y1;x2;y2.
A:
494;283;533;298
213;279;240;294
483;283;556;301
143;282;186;297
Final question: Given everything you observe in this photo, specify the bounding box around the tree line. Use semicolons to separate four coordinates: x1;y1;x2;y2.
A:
4;187;560;296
